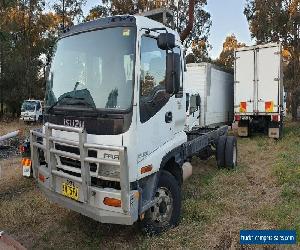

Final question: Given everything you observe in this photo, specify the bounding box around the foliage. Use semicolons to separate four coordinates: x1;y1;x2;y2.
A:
244;0;300;119
53;0;86;27
214;34;246;70
0;0;85;116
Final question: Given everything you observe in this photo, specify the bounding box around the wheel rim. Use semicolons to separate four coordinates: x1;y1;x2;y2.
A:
149;187;173;226
233;144;237;167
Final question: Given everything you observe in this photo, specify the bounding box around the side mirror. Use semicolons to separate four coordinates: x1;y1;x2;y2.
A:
166;52;181;95
196;95;201;107
186;93;190;112
157;33;176;50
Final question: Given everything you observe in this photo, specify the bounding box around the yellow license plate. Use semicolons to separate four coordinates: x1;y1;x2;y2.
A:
62;183;79;201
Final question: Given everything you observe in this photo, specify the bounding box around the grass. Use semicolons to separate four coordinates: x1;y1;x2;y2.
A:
0;120;299;249
258;121;300;243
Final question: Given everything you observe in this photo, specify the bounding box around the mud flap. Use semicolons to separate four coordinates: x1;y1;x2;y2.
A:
238;126;249;137
268;127;280;139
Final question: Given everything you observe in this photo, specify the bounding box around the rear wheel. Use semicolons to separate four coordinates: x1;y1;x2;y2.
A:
216;136;227;168
225;136;238;169
141;171;181;235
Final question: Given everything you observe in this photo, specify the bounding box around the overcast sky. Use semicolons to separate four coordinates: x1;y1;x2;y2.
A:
51;0;253;59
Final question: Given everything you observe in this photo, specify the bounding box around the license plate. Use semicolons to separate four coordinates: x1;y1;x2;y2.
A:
62;182;79;201
22;165;31;177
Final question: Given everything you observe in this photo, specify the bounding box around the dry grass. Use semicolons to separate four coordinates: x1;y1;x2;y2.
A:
0;121;299;249
0;120;40;140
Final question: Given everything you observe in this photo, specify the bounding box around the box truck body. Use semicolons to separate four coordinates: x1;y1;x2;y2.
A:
234;43;284;138
185;63;234;130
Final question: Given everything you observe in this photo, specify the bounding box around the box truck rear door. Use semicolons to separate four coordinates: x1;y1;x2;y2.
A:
235;49;255;114
256;45;281;113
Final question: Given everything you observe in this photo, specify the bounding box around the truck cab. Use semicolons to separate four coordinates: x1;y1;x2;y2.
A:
29;15;235;234
20;100;43;122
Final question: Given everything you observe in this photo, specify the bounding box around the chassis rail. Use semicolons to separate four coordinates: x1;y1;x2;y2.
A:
184;125;228;158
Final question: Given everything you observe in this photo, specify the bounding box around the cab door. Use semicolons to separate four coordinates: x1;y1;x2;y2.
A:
136;34;175;163
235;49;255;113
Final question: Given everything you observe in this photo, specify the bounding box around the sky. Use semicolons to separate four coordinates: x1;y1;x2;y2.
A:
206;0;253;58
66;0;253;59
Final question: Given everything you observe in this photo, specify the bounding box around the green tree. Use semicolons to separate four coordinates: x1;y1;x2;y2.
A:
215;34;246;70
244;0;300;119
0;0;62;115
53;0;86;28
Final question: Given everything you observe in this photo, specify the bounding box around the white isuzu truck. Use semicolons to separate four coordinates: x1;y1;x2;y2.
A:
20;99;43;123
24;12;237;234
234;43;284;138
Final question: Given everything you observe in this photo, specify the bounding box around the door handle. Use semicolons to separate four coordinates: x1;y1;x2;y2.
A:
165;112;172;123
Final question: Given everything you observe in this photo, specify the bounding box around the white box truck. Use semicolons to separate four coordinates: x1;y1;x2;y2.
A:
234;43;284;138
185;63;234;130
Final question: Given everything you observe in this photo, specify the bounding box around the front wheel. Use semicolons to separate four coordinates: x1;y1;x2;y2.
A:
140;171;181;235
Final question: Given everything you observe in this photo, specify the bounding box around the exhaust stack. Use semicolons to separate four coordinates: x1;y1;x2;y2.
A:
180;0;195;42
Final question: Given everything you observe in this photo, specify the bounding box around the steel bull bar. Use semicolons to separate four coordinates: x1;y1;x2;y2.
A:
30;123;132;218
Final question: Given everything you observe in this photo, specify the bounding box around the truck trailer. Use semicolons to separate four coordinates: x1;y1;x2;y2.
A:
23;10;238;234
234;43;284;139
185;63;234;131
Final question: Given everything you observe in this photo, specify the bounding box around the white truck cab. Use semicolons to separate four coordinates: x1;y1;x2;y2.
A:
20;100;43;122
28;15;237;234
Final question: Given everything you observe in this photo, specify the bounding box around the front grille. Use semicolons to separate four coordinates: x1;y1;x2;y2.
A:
60;156;97;172
54;143;120;183
55;143;98;176
55;144;79;154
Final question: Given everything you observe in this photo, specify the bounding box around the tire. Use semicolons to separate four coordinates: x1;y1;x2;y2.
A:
225;136;238;169
198;148;210;160
279;120;284;139
141;171;181;235
216;136;227;168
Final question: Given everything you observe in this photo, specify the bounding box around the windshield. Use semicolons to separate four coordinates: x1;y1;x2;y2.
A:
46;27;136;111
21;101;36;112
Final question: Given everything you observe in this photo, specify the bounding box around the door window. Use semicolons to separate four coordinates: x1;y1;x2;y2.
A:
139;36;170;123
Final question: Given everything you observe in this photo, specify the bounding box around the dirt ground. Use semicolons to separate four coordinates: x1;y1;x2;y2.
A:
0;120;299;249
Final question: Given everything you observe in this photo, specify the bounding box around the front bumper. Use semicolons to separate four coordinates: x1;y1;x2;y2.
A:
38;182;138;225
31;123;138;225
20;116;35;121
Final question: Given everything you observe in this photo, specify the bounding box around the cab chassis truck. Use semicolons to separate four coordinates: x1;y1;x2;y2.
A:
25;4;237;234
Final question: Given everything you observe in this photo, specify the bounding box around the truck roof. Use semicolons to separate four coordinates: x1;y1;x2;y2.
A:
235;42;281;53
186;62;233;75
61;15;180;42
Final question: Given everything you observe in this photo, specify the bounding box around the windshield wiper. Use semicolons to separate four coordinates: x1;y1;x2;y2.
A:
74;81;80;91
47;95;97;113
46;95;73;113
47;86;97;113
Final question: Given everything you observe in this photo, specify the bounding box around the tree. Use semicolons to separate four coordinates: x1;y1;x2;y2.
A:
52;0;86;28
85;0;212;62
215;34;246;70
0;0;62;115
244;0;300;119
85;5;108;21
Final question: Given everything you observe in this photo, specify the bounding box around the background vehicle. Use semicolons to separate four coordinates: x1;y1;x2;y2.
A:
234;43;284;138
185;63;234;131
20;100;43;123
25;9;237;234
